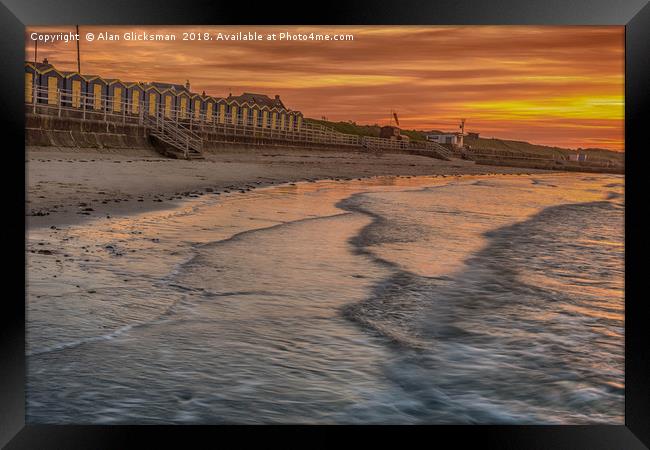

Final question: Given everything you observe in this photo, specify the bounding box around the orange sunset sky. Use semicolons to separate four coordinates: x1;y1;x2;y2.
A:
26;26;625;151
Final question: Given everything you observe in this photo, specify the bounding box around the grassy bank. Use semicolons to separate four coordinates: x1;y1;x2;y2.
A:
305;118;433;142
305;118;624;167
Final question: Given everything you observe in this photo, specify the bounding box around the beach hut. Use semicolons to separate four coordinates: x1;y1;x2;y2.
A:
239;102;250;126
287;113;295;132
229;101;239;125
159;88;175;119
86;76;108;111
203;95;217;123
190;93;203;121
177;80;194;120
177;90;192;120
245;105;256;127
216;99;228;124
270;109;279;130
63;72;88;108
238;102;249;126
35;60;65;106
250;105;261;127
106;79;127;113
24;62;38;104
261;106;271;128
125;82;145;115
143;85;162;117
150;82;187;120
226;93;292;129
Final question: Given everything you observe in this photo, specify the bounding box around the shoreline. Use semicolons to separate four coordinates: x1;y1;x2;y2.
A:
26;171;624;424
27;146;557;229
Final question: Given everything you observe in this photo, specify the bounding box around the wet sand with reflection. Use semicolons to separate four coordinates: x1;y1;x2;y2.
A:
27;172;624;424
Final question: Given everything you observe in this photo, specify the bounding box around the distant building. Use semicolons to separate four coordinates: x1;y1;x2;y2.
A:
379;125;409;141
228;92;286;110
569;153;588;162
466;132;480;139
426;133;464;147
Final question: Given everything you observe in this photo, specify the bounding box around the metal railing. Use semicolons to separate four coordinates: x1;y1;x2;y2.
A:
26;84;308;128
26;84;454;156
362;135;453;159
362;135;410;150
144;112;203;158
422;141;453;159
25;85;362;147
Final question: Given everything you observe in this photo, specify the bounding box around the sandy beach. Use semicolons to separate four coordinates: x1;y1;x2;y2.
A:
27;146;545;228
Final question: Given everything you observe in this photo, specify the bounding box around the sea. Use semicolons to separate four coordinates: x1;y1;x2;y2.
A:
26;172;625;424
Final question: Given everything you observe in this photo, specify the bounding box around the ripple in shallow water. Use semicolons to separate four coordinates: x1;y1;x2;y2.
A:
27;173;624;424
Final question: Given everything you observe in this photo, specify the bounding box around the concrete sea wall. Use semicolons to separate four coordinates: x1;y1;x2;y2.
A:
26;114;151;150
25;114;367;154
473;157;624;174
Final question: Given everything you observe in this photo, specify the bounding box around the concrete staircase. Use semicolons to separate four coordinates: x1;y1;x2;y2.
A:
426;141;453;160
144;113;203;160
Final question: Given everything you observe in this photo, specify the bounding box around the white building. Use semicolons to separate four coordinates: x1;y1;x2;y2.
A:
426;133;464;147
569;153;588;162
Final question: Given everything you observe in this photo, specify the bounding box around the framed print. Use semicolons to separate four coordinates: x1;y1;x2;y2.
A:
1;0;648;448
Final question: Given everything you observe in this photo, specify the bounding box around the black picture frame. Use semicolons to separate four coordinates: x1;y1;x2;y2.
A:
1;0;648;448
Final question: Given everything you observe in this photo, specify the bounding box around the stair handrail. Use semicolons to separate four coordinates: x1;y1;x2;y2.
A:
144;111;203;159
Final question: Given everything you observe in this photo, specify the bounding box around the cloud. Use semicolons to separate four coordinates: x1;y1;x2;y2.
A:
25;25;624;150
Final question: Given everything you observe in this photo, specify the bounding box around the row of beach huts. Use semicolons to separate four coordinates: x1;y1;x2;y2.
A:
25;59;304;131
